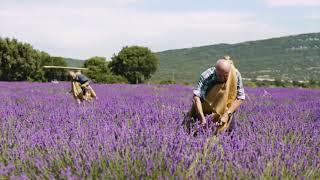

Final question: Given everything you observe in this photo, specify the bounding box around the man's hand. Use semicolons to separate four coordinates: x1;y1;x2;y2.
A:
200;117;207;127
216;113;229;126
193;95;207;127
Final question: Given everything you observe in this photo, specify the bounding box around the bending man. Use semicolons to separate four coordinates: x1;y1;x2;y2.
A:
186;56;245;134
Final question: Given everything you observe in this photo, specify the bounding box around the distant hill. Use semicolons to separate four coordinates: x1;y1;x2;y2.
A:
151;32;320;84
65;58;84;67
64;32;320;84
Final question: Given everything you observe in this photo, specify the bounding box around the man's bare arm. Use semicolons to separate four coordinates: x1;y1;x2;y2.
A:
193;95;206;126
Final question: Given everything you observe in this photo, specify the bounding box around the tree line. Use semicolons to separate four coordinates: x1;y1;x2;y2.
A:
0;37;159;84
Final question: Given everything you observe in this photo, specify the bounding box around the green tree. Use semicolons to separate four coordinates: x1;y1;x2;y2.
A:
292;80;300;87
274;78;284;87
84;56;127;83
84;56;109;82
31;51;48;82
308;78;318;88
0;37;45;81
109;46;159;84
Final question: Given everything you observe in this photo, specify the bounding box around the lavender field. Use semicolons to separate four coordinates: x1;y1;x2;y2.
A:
0;82;319;179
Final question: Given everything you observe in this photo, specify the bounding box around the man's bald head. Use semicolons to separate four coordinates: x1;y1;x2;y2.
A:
216;59;231;73
215;59;231;83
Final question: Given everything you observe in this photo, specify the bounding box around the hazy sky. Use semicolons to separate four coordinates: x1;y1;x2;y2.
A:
1;0;319;59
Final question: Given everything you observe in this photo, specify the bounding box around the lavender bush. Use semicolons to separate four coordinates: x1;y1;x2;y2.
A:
0;82;319;179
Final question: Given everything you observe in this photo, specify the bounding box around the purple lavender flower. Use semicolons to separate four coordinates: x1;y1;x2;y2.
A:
0;82;318;178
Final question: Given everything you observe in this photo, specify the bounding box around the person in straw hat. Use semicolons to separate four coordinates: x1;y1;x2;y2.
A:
68;71;97;104
184;55;245;135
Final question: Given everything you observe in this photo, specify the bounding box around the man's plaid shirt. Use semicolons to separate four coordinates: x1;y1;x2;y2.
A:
193;67;245;100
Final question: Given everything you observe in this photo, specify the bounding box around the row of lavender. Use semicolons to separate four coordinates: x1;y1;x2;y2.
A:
0;82;319;179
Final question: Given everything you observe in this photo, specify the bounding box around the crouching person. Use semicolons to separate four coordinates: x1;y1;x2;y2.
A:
184;56;245;135
68;71;97;104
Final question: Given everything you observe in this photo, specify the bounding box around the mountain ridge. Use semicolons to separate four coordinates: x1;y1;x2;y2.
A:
151;32;320;83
